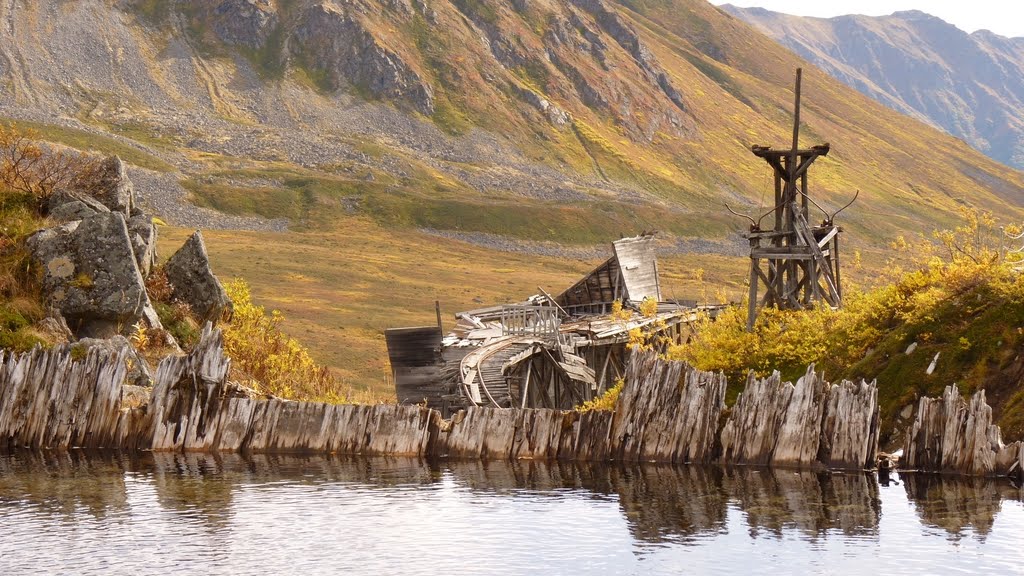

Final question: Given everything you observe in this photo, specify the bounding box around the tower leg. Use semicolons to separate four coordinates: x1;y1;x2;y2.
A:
748;258;759;330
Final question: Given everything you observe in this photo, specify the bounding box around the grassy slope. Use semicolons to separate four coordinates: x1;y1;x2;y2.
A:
841;282;1024;444
168;0;1024;248
159;220;747;393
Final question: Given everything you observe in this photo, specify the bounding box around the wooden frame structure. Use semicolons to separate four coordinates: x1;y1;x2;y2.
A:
745;68;844;329
387;234;726;414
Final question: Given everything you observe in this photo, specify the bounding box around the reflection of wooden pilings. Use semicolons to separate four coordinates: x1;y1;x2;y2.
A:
901;473;1022;538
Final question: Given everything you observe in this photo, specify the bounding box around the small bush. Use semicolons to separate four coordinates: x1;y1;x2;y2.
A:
221;278;346;403
145;266;173;301
0;123;98;210
154;301;200;349
578;378;624;412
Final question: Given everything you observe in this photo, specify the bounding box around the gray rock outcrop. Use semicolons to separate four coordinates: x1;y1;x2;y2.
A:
207;0;279;49
570;0;687;112
292;2;435;114
26;212;153;339
516;86;570;127
89;156;135;217
46;158;158;279
127;213;158;277
163;230;232;323
47;189;110;222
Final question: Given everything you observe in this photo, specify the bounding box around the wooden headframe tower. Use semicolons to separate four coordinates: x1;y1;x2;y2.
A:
745;68;843;329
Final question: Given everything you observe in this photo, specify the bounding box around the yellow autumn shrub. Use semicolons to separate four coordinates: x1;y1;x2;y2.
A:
578;378;624;412
667;207;1024;385
221;278;345;403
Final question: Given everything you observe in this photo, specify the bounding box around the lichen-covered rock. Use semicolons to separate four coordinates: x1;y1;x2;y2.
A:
208;0;279;49
26;212;153;338
163;230;232;323
89;156;135;217
292;2;435;114
47;189;111;222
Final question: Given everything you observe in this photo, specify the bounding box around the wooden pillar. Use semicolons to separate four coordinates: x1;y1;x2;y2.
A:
833;235;842;302
748;258;759;330
801;170;809;219
520;359;533;409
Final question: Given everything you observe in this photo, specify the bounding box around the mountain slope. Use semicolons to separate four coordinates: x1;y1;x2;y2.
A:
1;0;1023;389
721;6;1024;170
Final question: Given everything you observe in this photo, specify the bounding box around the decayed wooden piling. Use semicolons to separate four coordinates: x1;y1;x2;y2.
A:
902;385;1023;479
609;351;727;464
0;344;132;450
819;379;879;470
148;327;439;456
0;328;884;473
719;366;879;470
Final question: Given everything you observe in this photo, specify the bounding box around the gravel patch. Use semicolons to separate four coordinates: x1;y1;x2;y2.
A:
128;168;288;232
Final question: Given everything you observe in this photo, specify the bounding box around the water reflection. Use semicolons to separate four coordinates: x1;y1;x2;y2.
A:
723;468;880;539
0;451;133;520
902;473;1023;540
0;452;1021;574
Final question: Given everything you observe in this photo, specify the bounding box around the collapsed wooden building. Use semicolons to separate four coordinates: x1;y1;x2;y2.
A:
386;234;721;414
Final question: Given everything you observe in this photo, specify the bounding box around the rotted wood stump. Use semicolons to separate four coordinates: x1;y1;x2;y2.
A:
902;385;1023;479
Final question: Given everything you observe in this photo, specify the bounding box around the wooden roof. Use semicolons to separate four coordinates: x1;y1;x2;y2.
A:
612;235;660;302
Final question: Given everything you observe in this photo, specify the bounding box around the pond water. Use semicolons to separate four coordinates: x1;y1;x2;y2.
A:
0;452;1021;575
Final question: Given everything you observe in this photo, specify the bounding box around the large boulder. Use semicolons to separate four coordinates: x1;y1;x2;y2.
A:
26;212;154;338
164;231;232;323
47;188;111;222
88;156;134;217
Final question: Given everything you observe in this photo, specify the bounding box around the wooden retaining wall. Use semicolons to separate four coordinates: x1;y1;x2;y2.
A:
11;325;1016;479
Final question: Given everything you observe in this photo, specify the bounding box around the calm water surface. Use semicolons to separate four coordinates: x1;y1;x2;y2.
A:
0;452;1022;575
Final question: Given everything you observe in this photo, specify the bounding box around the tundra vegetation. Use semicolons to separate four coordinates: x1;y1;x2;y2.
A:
667;208;1024;440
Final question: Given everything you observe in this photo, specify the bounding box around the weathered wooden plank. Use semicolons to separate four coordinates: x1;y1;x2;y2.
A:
612;235;661;302
610;351;727;464
819;379;879;470
720;365;878;469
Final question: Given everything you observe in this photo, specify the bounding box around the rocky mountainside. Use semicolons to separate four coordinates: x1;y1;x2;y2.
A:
721;6;1024;170
3;0;1024;388
0;0;1020;244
